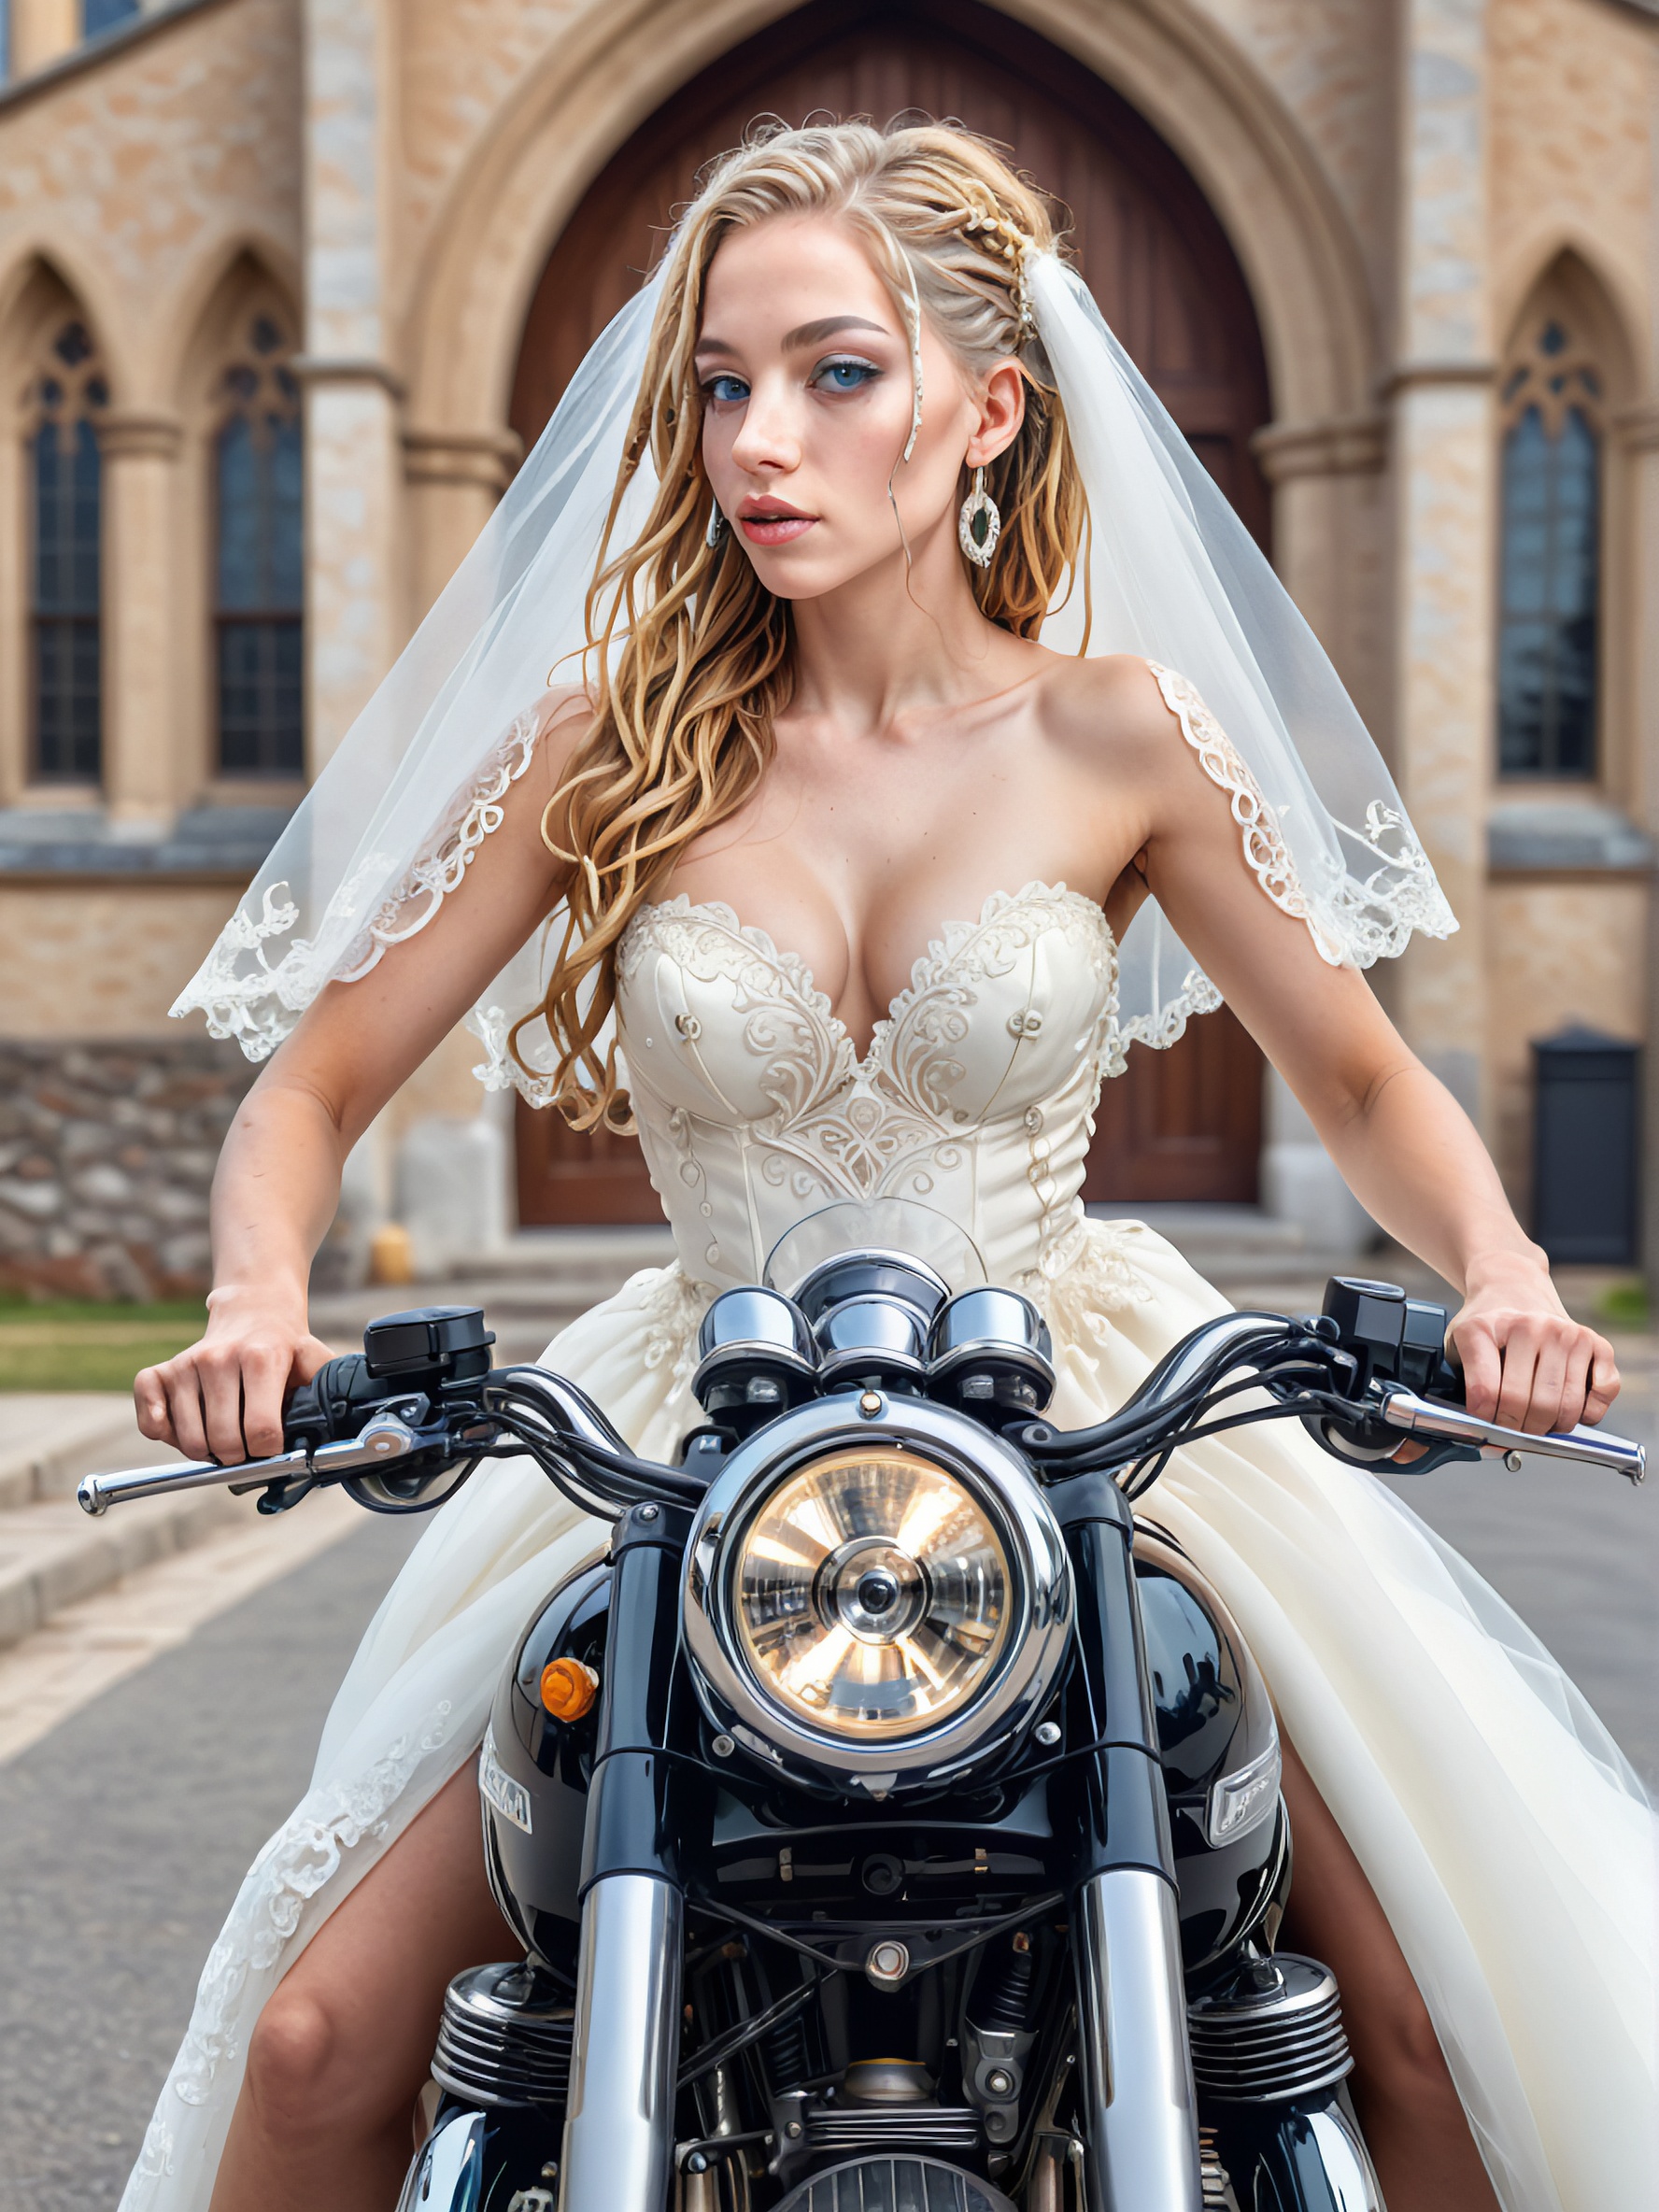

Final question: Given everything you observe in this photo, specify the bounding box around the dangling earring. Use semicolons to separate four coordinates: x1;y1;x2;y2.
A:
705;499;726;550
958;467;1000;569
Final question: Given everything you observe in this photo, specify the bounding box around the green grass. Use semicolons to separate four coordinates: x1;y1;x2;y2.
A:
0;1296;207;1393
1595;1279;1649;1330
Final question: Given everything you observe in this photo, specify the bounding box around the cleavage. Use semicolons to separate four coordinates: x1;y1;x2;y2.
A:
661;875;935;1060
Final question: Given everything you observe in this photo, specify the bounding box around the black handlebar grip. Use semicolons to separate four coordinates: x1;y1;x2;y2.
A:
283;1352;382;1453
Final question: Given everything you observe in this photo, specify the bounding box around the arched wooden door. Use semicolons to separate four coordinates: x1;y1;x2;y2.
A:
511;0;1270;1227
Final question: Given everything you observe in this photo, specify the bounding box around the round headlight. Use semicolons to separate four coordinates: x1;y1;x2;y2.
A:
732;1446;1011;1739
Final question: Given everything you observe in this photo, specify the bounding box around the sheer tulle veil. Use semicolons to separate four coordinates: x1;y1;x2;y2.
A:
171;247;1455;1076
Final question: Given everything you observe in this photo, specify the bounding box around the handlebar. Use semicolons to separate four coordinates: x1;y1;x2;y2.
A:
76;1282;1646;1521
77;1411;426;1516
1379;1386;1645;1484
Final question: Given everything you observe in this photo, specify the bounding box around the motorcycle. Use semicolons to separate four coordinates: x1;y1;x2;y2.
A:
80;1202;1643;2212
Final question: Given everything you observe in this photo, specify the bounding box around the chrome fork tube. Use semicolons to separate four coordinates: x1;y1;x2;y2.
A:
560;1871;684;2212
1074;1867;1203;2212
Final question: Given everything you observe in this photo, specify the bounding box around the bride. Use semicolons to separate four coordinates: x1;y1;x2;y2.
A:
123;122;1648;2212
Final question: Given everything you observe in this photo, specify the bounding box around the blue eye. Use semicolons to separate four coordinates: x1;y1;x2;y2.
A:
816;358;878;392
705;374;749;404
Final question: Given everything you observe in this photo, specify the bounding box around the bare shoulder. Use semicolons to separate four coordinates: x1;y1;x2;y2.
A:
528;682;600;773
1031;651;1177;780
517;681;601;815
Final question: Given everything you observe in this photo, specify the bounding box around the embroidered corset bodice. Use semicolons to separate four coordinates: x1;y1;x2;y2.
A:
615;883;1126;1297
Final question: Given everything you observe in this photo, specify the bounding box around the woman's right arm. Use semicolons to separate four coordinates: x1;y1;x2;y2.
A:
135;703;585;1464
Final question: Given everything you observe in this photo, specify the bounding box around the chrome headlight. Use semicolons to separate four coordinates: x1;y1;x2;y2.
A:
736;1445;1011;1738
684;1397;1071;1791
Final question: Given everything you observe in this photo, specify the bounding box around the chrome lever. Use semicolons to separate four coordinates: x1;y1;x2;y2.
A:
1379;1387;1645;1484
76;1413;422;1516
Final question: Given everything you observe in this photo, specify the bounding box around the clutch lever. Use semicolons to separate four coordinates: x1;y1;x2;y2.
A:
77;1411;427;1517
1379;1386;1646;1485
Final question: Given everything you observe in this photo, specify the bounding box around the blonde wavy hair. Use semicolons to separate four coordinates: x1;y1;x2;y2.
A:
517;120;1089;1129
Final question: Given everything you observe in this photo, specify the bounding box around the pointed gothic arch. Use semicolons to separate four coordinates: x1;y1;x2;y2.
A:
1496;248;1638;794
171;249;305;792
405;0;1372;443
0;257;115;797
500;0;1281;1221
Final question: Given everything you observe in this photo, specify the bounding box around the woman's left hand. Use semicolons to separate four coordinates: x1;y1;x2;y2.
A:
1449;1258;1620;1433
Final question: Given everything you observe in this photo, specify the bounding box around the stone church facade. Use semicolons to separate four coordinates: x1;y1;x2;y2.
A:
0;0;1653;1293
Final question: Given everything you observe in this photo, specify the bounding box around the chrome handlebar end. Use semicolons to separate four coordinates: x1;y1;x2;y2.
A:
1379;1387;1646;1485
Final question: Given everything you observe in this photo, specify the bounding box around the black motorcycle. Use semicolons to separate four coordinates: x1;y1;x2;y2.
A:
81;1206;1642;2212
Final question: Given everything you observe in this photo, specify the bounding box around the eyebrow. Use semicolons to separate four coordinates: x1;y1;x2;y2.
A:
694;314;894;361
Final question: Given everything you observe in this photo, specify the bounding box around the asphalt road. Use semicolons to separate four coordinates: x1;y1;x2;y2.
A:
0;1512;423;2212
1;1413;1652;2210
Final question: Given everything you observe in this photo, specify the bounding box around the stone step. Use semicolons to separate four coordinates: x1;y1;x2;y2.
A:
310;1227;680;1364
0;1484;252;1652
1090;1202;1312;1256
0;1393;244;1653
1088;1203;1380;1293
476;1227;679;1280
0;1393;173;1509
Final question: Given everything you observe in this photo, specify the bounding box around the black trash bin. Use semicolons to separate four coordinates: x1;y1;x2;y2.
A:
1531;1027;1640;1264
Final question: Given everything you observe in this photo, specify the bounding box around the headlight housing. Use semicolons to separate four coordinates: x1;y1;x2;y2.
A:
684;1397;1071;1791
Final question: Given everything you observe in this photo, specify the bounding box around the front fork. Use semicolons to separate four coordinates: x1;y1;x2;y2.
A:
1054;1473;1204;2212
562;1873;684;2208
560;1501;692;2212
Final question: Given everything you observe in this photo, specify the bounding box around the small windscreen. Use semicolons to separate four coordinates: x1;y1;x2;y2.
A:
763;1199;987;1301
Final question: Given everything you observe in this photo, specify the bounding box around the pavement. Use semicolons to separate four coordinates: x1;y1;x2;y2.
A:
0;1510;425;2212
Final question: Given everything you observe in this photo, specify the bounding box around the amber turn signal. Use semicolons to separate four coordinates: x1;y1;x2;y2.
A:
539;1657;599;1722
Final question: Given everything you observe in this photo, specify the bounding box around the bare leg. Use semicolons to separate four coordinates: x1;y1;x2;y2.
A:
1279;1737;1498;2212
209;1759;516;2212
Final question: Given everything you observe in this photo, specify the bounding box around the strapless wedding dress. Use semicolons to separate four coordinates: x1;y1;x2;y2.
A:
123;884;1655;2212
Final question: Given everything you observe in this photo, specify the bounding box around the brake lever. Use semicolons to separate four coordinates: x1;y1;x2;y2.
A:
1378;1386;1646;1485
77;1411;431;1517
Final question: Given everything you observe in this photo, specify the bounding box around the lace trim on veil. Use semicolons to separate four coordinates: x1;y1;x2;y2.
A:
176;664;1452;1081
1147;664;1453;964
172;712;545;1059
1146;662;1453;967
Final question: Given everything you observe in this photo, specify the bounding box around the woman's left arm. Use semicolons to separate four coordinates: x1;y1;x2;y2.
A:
1126;684;1619;1435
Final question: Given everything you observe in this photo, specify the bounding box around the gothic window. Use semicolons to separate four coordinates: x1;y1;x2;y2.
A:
213;312;302;776
28;319;107;782
1497;315;1603;780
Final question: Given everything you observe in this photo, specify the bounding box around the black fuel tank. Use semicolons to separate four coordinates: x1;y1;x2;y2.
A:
480;1558;612;1970
1134;1522;1288;1974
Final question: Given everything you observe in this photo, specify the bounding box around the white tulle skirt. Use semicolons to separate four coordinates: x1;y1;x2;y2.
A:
121;1223;1657;2212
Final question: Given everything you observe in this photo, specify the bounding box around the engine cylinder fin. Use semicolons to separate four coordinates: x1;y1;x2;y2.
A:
805;2104;983;2154
432;1961;574;2111
1187;1954;1353;2106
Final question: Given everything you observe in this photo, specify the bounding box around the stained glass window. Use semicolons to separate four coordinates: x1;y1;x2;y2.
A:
214;319;303;775
30;321;106;782
1497;318;1602;780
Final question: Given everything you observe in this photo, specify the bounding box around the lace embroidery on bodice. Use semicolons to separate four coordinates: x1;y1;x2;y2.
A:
616;883;1127;1297
493;663;1334;1308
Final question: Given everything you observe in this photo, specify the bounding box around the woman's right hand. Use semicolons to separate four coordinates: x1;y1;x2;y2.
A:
135;1290;335;1466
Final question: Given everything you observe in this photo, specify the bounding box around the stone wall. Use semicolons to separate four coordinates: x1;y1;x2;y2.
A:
1485;877;1648;1211
0;1037;257;1298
